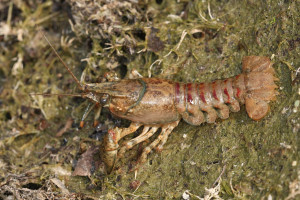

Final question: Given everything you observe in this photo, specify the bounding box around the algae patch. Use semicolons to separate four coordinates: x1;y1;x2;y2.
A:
0;0;299;199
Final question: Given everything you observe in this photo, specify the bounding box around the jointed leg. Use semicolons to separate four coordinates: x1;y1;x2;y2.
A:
156;120;179;151
103;122;141;172
80;103;95;128
138;120;180;164
118;122;142;139
104;122;142;152
93;104;102;127
118;126;159;158
137;128;170;164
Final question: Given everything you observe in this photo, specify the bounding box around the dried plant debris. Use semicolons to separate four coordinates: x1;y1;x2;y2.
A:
72;146;101;177
0;0;299;199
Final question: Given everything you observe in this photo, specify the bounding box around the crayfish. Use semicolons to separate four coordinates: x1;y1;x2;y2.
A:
42;36;278;173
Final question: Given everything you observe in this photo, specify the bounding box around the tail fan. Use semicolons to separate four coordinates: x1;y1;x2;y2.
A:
243;56;278;120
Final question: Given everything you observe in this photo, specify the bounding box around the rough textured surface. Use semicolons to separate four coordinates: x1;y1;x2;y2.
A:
0;0;299;199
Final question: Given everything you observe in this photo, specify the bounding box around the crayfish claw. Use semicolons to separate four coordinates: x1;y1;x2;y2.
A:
102;129;119;173
102;148;118;174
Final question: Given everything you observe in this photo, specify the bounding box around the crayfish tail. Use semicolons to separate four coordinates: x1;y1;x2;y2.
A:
242;56;278;120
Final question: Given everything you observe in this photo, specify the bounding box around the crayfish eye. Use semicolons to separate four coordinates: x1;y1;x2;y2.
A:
100;94;109;105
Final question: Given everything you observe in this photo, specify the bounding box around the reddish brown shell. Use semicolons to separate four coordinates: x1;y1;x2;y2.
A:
174;56;278;124
243;56;278;120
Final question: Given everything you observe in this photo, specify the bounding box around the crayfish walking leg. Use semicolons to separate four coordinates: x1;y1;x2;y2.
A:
102;120;180;173
138;120;180;165
102;122;141;173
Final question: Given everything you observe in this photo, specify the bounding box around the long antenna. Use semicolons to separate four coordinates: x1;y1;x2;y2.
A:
43;34;83;91
30;93;83;97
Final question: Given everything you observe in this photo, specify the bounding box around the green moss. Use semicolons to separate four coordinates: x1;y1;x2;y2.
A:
0;0;299;199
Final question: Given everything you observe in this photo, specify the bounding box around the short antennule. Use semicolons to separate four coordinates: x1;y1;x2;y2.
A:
43;34;83;91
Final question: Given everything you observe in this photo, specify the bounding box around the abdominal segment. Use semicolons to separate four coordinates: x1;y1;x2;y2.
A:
174;75;244;125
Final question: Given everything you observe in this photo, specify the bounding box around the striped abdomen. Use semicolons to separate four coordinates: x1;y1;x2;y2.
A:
174;74;246;125
174;56;277;125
